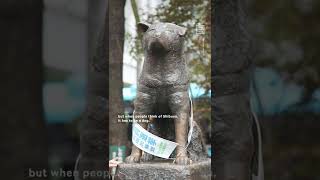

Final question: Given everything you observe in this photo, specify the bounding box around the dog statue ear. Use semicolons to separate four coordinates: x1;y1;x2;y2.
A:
137;22;150;33
178;26;187;36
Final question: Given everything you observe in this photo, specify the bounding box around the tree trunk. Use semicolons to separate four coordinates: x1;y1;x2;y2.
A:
212;0;261;179
109;0;128;147
76;2;110;180
88;0;107;60
77;0;128;178
77;1;109;179
0;1;48;179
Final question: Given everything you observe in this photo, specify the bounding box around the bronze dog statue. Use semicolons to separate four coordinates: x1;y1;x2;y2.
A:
125;22;207;165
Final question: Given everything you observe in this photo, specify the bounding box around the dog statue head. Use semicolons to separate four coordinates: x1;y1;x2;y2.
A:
138;22;187;57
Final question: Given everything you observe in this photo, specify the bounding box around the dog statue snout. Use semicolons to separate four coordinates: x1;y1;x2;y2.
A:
148;39;167;55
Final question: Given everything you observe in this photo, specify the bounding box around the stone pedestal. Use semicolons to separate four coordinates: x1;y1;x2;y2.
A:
115;159;211;180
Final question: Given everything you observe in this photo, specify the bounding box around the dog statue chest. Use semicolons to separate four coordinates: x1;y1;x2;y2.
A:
139;58;187;87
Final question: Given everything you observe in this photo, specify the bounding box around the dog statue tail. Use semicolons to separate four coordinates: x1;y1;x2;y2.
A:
251;112;264;180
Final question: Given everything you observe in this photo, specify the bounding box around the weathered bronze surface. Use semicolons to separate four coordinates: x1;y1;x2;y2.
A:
125;22;207;165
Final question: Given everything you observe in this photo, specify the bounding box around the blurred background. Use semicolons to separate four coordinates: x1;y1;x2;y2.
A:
42;0;106;177
248;0;320;179
1;0;106;179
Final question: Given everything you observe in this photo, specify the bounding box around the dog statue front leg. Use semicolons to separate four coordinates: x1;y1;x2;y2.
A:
169;91;191;165
125;91;154;163
125;121;148;163
174;111;190;165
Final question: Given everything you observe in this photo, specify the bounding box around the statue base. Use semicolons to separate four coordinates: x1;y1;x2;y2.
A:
115;159;211;180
